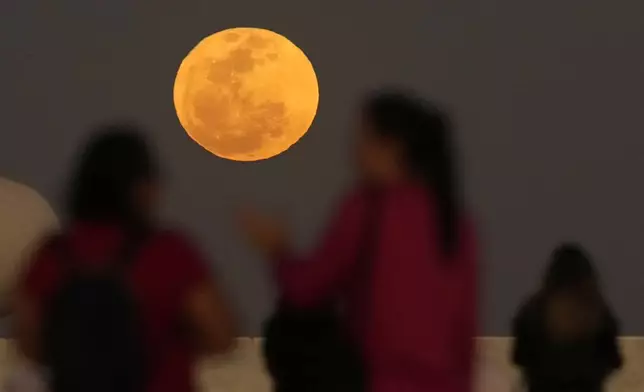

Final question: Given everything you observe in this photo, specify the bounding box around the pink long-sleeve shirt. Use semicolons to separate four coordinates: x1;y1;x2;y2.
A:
276;183;477;392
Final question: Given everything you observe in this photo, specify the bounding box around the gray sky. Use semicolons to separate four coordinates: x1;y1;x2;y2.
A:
1;0;643;335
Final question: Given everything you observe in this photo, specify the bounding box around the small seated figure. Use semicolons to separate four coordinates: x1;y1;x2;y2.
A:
511;243;622;392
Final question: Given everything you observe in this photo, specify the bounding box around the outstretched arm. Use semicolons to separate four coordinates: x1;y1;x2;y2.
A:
275;192;370;308
163;233;237;355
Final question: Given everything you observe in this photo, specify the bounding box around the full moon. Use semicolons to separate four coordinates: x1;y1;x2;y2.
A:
173;27;319;161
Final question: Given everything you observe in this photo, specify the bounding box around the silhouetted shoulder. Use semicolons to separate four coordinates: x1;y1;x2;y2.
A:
599;305;621;342
513;294;544;334
604;307;620;331
511;294;546;367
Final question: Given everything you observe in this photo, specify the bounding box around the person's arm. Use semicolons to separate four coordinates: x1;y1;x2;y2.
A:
274;192;370;308
184;281;236;354
165;233;237;355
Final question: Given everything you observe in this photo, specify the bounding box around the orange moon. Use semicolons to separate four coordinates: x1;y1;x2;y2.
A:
173;27;319;161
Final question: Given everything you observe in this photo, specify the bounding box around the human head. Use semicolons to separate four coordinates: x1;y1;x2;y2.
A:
543;243;598;295
542;243;604;339
66;123;159;227
358;89;460;255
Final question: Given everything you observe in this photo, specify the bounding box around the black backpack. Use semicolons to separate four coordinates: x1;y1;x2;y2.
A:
263;192;381;392
263;300;365;392
42;235;147;392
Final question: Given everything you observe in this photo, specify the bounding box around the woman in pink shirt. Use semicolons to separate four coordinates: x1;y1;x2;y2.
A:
243;90;477;392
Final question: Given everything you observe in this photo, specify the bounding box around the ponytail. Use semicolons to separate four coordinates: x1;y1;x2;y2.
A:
364;90;460;258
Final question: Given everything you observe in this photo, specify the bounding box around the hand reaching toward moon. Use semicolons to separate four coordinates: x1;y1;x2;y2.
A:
238;207;288;259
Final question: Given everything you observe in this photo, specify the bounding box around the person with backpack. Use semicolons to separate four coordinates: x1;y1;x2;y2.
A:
14;124;236;392
241;90;478;392
512;243;622;392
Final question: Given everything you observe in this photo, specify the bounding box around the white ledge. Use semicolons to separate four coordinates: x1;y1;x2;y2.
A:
1;338;643;392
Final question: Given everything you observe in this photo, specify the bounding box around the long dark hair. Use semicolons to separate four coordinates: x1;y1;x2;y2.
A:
363;90;460;257
66;122;157;229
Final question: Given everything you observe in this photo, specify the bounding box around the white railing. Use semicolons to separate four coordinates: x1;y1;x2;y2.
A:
1;338;643;392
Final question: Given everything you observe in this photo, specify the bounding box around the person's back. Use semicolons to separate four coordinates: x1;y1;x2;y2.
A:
365;185;476;392
23;226;226;392
42;232;146;392
15;125;235;392
512;244;622;392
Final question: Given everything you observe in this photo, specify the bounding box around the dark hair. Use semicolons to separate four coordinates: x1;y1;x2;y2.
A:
363;90;460;257
543;243;598;292
66;122;157;227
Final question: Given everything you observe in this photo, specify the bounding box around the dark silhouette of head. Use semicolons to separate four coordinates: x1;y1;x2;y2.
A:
66;122;158;228
360;89;460;256
541;243;607;340
543;243;598;293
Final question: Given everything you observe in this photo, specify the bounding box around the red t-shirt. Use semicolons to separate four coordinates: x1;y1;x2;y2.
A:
20;223;210;392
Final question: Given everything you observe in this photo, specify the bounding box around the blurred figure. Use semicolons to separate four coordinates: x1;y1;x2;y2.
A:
0;177;58;318
14;124;236;392
512;243;622;392
242;90;477;392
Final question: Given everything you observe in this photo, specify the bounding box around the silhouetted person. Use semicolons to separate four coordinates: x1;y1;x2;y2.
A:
15;124;236;392
242;90;477;392
512;243;622;392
